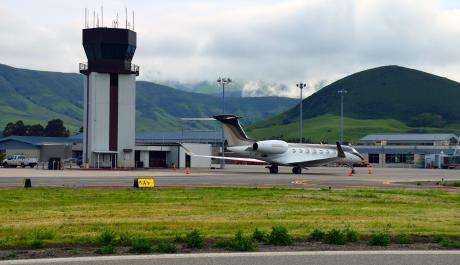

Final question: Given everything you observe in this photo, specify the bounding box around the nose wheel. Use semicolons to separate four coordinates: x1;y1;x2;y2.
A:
292;166;302;174
269;164;279;174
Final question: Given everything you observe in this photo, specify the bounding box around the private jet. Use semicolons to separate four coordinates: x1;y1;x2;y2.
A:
192;114;364;174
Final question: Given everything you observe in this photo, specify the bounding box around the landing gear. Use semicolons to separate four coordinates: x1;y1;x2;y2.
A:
292;166;302;174
269;164;279;174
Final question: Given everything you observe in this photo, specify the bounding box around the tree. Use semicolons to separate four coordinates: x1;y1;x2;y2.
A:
12;120;27;136
2;122;15;136
44;119;69;137
27;124;45;136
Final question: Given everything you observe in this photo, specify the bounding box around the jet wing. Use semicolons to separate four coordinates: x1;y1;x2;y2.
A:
192;154;267;163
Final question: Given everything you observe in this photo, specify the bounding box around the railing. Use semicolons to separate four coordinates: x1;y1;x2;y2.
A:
131;64;140;75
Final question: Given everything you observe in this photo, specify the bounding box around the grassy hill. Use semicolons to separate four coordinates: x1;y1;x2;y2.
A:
246;114;460;144
0;64;297;133
248;66;460;142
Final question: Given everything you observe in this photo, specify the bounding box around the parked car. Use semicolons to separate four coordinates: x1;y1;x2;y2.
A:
2;155;38;168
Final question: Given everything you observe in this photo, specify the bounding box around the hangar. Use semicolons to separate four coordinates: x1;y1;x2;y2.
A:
356;133;460;168
0;132;219;169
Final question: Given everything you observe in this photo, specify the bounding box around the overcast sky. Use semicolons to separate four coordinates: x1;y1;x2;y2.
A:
1;0;460;97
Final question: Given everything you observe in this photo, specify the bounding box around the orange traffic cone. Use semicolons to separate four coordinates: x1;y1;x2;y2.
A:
348;170;353;176
172;163;176;171
186;167;191;175
368;167;372;174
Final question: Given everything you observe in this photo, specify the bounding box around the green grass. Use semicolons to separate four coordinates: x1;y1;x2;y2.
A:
246;114;460;143
0;188;459;248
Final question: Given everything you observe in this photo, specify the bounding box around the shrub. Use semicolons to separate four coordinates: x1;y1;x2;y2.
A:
252;228;268;242
310;229;325;241
433;234;445;243
156;242;177;253
440;238;453;248
95;245;115;255
344;228;360;242
129;238;153;253
230;231;257;251
97;230;117;246
324;229;347;245
268;226;293;246
369;232;390;246
215;231;257;251
454;241;460;249
185;230;204;249
29;239;44;248
397;234;413;244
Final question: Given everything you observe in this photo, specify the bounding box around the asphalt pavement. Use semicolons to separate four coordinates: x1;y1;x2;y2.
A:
0;166;459;190
1;251;459;265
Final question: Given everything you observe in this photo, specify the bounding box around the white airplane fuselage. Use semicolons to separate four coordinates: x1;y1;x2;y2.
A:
227;143;363;167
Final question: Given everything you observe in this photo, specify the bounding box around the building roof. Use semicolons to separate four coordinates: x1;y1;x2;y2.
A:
10;131;222;146
360;133;459;142
0;136;81;146
136;131;221;144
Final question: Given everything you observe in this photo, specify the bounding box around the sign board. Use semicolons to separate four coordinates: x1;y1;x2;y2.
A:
136;178;155;188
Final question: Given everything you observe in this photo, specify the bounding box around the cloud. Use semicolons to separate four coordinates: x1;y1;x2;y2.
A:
2;0;460;98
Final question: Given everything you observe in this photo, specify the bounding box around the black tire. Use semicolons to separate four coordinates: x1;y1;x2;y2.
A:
292;167;302;174
270;165;279;174
21;163;25;168
29;163;36;168
2;162;8;168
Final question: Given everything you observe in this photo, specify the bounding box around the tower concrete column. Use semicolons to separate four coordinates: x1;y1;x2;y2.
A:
80;27;139;168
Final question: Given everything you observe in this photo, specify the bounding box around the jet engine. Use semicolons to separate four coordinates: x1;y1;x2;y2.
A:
252;140;288;154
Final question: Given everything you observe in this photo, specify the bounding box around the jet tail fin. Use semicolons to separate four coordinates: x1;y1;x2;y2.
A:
336;142;346;158
213;115;256;146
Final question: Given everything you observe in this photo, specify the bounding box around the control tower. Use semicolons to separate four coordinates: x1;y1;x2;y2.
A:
79;27;139;168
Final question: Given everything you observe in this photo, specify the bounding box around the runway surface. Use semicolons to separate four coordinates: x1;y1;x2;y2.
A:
0;166;459;190
1;251;460;265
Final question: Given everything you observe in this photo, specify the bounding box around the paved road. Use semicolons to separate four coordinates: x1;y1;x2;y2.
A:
0;166;459;189
1;251;460;265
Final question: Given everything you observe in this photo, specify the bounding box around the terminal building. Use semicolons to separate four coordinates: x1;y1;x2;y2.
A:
356;133;460;168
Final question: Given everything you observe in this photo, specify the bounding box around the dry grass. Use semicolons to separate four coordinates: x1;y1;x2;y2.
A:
0;188;459;247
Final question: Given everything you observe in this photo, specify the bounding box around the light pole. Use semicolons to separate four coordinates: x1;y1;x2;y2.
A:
338;89;348;144
217;77;232;169
296;83;307;143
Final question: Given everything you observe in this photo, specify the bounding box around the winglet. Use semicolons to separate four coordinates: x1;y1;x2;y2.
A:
336;142;346;158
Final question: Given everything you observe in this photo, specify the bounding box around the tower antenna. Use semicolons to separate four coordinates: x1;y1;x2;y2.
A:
84;8;87;28
101;4;103;27
125;7;128;29
132;10;135;31
116;12;119;28
93;10;95;28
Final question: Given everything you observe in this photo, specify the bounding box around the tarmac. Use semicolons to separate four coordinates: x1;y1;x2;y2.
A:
0;165;459;190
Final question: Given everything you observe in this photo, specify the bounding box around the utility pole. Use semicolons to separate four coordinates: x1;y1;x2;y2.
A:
338;89;348;144
217;77;232;169
296;83;307;143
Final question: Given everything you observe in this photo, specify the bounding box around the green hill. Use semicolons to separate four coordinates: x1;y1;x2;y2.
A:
248;66;460;142
0;64;297;133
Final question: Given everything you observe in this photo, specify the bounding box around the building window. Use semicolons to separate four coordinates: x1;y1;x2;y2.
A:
368;154;379;163
385;154;414;164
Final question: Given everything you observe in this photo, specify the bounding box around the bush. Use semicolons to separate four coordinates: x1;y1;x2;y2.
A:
454;241;460;249
268;226;293;246
156;242;177;253
97;230;117;246
32;230;54;240
369;232;390;246
29;239;44;248
310;229;325;241
440;238;453;248
185;230;204;249
215;231;257;251
95;245;115;255
433;234;445;243
345;228;360;242
230;231;257;251
129;238;152;253
324;229;347;245
397;234;413;244
252;228;268;242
